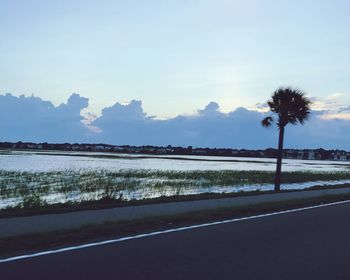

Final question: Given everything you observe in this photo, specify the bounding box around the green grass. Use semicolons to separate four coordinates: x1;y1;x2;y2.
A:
1;169;350;209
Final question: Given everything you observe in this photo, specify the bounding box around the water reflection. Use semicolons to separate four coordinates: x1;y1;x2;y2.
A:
0;151;348;172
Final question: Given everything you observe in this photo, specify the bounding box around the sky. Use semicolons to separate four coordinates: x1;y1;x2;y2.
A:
0;0;350;148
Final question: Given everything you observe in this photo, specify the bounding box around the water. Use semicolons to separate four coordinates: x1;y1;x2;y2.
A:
1;150;350;208
0;150;349;172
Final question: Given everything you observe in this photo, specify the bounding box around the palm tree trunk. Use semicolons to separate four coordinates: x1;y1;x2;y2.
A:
275;125;285;191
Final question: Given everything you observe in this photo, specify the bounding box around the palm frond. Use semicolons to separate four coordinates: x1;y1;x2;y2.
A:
261;116;274;127
265;86;311;127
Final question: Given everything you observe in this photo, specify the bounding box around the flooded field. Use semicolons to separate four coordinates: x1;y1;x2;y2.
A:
0;150;349;172
1;150;350;209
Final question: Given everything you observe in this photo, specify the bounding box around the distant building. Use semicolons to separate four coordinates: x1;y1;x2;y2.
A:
332;151;347;161
297;150;304;160
307;150;315;160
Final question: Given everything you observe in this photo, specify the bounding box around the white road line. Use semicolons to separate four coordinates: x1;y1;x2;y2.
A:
1;199;350;264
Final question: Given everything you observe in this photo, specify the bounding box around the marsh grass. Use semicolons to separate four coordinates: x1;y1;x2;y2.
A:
1;169;350;209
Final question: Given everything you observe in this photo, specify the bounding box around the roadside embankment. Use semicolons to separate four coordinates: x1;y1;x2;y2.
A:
1;187;350;238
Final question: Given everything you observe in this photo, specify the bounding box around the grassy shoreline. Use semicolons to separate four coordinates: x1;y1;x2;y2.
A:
1;169;350;212
1;182;350;218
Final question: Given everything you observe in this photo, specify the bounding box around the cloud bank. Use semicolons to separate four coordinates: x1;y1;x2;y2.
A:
1;93;350;150
0;93;90;143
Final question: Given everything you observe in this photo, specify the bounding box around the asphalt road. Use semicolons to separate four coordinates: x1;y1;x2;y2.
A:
1;202;350;280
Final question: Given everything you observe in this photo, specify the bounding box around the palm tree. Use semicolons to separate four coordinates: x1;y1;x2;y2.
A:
262;87;311;191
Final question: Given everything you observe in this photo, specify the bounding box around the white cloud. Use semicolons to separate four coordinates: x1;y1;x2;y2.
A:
310;92;350;119
1;92;350;149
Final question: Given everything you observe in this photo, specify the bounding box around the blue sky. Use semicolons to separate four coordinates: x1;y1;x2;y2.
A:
1;1;350;148
1;0;350;117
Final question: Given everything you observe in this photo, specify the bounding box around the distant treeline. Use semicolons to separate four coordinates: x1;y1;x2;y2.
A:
0;141;349;161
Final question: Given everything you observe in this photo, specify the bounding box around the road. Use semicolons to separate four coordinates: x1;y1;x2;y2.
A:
1;201;350;279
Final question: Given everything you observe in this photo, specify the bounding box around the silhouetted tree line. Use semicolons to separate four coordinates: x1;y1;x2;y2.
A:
0;141;348;161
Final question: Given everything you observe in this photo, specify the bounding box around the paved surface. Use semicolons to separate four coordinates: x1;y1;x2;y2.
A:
1;187;350;237
1;201;350;279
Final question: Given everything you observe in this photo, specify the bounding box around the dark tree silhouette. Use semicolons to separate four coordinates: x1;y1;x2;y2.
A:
262;87;311;191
